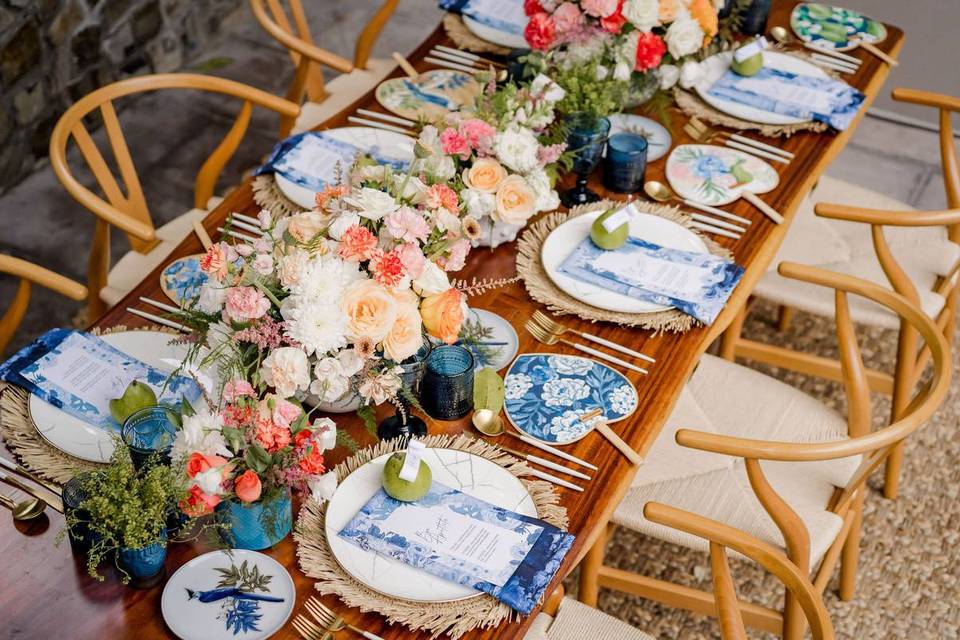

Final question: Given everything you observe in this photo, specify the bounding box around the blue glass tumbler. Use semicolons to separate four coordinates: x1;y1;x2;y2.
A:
122;406;178;470
421;345;475;420
603;133;648;193
561;113;611;207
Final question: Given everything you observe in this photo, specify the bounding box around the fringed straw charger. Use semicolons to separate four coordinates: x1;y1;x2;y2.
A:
442;13;513;55
252;175;308;218
294;433;569;639
516;200;733;334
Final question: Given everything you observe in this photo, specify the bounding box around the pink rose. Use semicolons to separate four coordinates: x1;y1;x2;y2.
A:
582;0;619;17
384;207;431;243
396;243;427;279
552;2;582;33
439;127;470;159
224;286;271;322
223;379;255;402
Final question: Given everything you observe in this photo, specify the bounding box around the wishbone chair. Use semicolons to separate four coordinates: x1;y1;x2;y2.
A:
719;88;960;499
48;73;300;320
249;0;400;137
578;263;951;640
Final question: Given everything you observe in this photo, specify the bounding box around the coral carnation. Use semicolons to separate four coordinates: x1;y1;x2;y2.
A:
600;0;626;32
370;249;407;288
337;224;379;262
635;31;667;71
525;12;556;50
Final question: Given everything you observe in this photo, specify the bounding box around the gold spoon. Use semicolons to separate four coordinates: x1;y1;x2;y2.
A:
0;492;46;521
472;409;504;436
645;180;754;227
770;26;866;66
770;25;800;48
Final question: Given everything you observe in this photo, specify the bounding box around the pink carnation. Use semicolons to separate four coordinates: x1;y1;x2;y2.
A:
337;224;379;262
396;243;427;279
370;249;408;288
635;31;667;71
424;183;460;213
582;0;618;17
442;238;471;272
255;417;292;453
385;207;431;243
263;396;301;429
552;2;582;33
223;379;255;402
459;118;496;152
224;286;270;322
439;127;470;159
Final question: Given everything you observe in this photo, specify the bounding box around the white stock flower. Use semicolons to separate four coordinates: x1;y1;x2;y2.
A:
462;188;496;221
170;407;232;462
595;64;610;81
525;169;560;212
530;73;566;103
327;211;361;241
494;124;541;174
311;417;338;451
344;187;399;220
309;471;338;503
622;0;660;31
659;63;680;89
679;59;706;89
197;282;226;313
281;297;349;356
613;61;632;82
261;347;310;398
664;11;706;58
412;261;451;296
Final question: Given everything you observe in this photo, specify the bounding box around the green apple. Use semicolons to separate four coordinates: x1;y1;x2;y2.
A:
382;452;432;502
109;380;158;424
590;209;629;250
731;49;764;76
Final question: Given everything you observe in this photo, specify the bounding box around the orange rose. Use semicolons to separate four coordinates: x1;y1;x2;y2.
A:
689;0;718;37
234;469;262;503
463;158;507;193
494;175;538;225
186;453;229;478
420;287;465;344
341;279;398;343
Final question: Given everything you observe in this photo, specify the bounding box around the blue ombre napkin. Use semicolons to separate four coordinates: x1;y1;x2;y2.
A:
438;0;526;35
338;482;574;614
707;67;865;130
558;237;744;324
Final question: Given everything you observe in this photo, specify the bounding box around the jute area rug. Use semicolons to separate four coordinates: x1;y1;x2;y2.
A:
565;300;960;639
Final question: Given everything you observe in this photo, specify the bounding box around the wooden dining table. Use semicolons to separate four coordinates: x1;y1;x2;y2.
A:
0;2;902;638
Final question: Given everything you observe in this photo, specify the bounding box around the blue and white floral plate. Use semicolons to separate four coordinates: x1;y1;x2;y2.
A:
161;549;295;640
376;70;481;121
504;354;638;445
161;254;207;305
325;448;536;602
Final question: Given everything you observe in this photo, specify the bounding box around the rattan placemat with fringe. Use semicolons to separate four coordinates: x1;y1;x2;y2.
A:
294;433;569;639
442;13;513;55
516;200;733;334
252;175;308;218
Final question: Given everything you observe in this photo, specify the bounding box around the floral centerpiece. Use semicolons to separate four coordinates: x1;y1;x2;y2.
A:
414;74;569;247
523;0;721;100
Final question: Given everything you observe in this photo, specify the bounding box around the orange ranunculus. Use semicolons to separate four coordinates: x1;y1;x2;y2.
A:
234;469;263;503
420;287;465;344
689;0;718;37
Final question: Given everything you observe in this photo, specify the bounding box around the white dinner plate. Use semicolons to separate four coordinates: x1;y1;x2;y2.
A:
606;114;672;162
325;448;536;603
274;127;414;210
29;330;194;463
541;208;708;314
467;308;519;371
161;549;295;640
462;14;528;49
694;50;830;125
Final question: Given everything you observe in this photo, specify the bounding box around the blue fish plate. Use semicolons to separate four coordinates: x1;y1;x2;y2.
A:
504;354;638;445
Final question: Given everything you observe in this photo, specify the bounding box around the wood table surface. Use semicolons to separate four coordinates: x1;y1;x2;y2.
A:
0;3;902;638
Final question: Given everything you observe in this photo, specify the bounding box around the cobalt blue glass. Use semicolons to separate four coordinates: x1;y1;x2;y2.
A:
603;133;648;193
118;529;167;588
122;406;178;470
740;0;772;35
561;113;611;207
378;343;432;440
63;472;100;556
421;345;475;420
217;489;293;550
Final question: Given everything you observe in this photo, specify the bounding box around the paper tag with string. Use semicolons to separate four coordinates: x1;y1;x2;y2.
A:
601;202;636;233
734;36;769;63
398;439;427;482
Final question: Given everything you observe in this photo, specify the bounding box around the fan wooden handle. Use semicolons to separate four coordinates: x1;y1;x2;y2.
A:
595;422;643;466
859;42;898;66
742;192;784;224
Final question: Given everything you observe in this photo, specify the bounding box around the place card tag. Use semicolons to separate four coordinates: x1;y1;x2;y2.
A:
398;439;426;482
601;203;635;233
734;36;769;63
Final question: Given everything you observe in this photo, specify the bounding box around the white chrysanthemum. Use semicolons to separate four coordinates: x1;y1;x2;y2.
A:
622;0;660;31
664;10;706;59
282;298;349;356
494;124;541;174
280;251;359;300
170;406;232;462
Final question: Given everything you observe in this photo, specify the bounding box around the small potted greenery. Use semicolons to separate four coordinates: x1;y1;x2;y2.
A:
62;446;182;588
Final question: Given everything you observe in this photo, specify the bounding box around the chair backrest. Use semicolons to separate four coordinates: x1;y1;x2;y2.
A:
0;255;87;355
676;263;951;571
249;0;399;111
48;73;300;314
644;502;834;640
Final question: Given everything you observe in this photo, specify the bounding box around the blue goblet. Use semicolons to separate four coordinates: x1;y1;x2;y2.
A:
121;406;178;470
562;113;611;207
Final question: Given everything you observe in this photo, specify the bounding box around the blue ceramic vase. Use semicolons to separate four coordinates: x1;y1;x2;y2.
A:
118;530;167;585
217;490;293;550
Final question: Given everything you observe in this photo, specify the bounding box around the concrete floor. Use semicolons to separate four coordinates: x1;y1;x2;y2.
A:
0;0;955;356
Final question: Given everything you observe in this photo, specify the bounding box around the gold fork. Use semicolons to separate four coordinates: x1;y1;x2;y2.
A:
292;614;334;640
683;121;791;165
305;598;384;640
524;320;648;375
532;310;656;364
688;117;795;160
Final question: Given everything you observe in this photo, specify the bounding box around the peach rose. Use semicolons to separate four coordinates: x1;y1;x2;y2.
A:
463;158;508;193
234;469;262;503
287;211;328;243
494;175;538;225
340;279;398;343
421;287;465;344
383;290;424;362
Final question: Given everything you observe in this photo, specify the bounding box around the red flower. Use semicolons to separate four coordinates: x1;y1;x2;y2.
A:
294;429;313;449
370;248;407;288
180;484;221;517
600;0;626;33
523;0;544;16
298;444;326;476
634;31;667;72
524;12;556;51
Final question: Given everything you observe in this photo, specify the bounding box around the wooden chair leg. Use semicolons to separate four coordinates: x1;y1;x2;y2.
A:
883;443;904;500
719;304;747;361
782;591;805;640
839;493;864;601
776;305;794;332
578;523;610;606
543;585;565;615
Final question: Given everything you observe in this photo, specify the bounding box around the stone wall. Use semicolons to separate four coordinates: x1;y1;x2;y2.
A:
0;0;242;194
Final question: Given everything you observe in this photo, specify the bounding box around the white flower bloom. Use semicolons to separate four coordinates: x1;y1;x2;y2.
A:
504;373;533;400
205;321;233;352
197;282;226;313
659;63;680;89
412;261;451;296
327;211;361;241
280;251;358;300
613;60;632;82
595;64;610;81
530;73;566;103
312;417;338;451
261;347;311;398
609;384;637;415
436;208;462;234
309;471;338;503
622;0;660;31
679;59;706;89
525;169;560;212
257;209;272;229
462;188;496;221
344;187;399;220
170;406;232;462
337;349;364;376
548;355;593;375
194;466;226;495
252;254;273;276
313;356;343;383
282;298;349;356
399;176;428;203
494;124;541;174
420;154;456;182
542;378;591;407
664;11;706;59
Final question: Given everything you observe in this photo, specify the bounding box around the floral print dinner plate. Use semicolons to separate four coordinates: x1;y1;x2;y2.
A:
161;549;295;640
376;70;481;121
504;354;638;445
790;3;887;52
666;144;780;207
161;254;207;305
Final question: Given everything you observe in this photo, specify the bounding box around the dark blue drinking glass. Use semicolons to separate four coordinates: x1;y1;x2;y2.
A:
421;345;475;420
740;0;772;36
378;343;432;440
561;113;611;207
122;406;178;470
603;133;648;193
